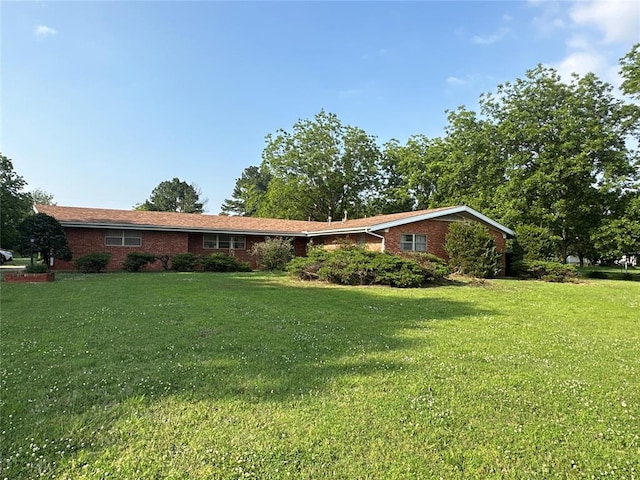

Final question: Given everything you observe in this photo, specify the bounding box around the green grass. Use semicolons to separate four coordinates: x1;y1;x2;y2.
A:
1;272;638;479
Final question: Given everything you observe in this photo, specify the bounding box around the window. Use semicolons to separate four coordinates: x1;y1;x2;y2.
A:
203;234;246;250
105;229;142;247
400;234;427;252
357;233;367;245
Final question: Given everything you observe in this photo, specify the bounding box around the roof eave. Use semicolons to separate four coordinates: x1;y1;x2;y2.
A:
60;222;307;237
365;206;515;237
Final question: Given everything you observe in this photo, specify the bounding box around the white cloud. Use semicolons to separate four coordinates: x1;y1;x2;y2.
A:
551;51;607;79
34;25;57;37
566;34;590;50
446;76;467;86
570;0;640;44
472;27;511;45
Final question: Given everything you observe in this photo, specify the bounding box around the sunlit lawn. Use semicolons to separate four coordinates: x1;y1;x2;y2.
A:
1;272;638;479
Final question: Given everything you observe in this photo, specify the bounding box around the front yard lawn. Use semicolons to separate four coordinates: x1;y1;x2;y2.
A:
1;272;638;478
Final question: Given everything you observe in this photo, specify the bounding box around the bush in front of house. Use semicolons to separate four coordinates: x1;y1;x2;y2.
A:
170;253;200;272
367;253;430;288
405;252;451;281
287;245;433;288
520;260;577;282
286;246;330;281
318;246;378;285
445;221;502;278
122;252;157;272
250;237;294;271
202;253;251;272
74;252;112;273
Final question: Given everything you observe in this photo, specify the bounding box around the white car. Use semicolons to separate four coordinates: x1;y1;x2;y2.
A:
0;248;13;264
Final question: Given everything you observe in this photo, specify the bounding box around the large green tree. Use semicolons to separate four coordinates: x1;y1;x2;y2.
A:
0;153;32;248
620;43;640;99
422;108;505;217
593;193;640;264
30;188;56;206
15;213;72;265
220;166;271;216
136;178;207;213
376;135;434;214
480;66;636;260
258;110;382;221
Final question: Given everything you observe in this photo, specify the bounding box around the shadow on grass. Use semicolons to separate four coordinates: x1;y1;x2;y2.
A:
1;272;492;476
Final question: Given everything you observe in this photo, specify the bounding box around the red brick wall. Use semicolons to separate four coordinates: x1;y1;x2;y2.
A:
384;219;507;275
54;228;190;271
187;234;308;269
56;228;310;271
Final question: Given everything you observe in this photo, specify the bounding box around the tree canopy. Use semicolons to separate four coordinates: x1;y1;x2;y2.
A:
220;166;271;216
258;110;383;221
136;178;207;213
1;153;32;248
30;188;56;206
15;213;72;264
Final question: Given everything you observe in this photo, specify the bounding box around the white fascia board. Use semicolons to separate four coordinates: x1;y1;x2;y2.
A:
303;227;369;237
59;222;307;237
364;206;515;237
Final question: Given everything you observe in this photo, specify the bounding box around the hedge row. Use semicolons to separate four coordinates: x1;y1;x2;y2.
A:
286;246;450;288
73;252;251;273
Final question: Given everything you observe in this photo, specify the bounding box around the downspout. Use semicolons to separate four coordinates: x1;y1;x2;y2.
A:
366;229;385;252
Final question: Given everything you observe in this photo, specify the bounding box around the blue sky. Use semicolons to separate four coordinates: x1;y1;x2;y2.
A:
3;1;638;213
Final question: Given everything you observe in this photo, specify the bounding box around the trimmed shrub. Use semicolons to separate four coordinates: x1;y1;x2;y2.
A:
445;221;502;278
368;253;427;288
202;253;251;272
287;245;432;288
405;252;451;281
74;252;111;273
122;252;157;272
250;237;294;271
286;246;330;281
318;247;378;285
24;263;48;273
170;253;200;272
520;260;577;282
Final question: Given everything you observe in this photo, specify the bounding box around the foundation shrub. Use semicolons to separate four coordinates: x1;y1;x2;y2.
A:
202;253;251;272
445;221;502;278
286;246;330;280
170;253;200;272
250;237;293;271
287;245;430;288
405;252;451;280
74;252;111;273
122;252;157;272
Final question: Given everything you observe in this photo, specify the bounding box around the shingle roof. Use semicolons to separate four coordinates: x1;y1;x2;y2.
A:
34;205;327;236
35;204;515;237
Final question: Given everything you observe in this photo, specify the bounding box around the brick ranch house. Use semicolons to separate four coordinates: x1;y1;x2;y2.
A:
35;204;515;272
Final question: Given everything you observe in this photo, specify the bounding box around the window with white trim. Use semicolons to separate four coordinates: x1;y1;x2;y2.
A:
400;234;427;252
203;234;246;250
105;229;142;247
